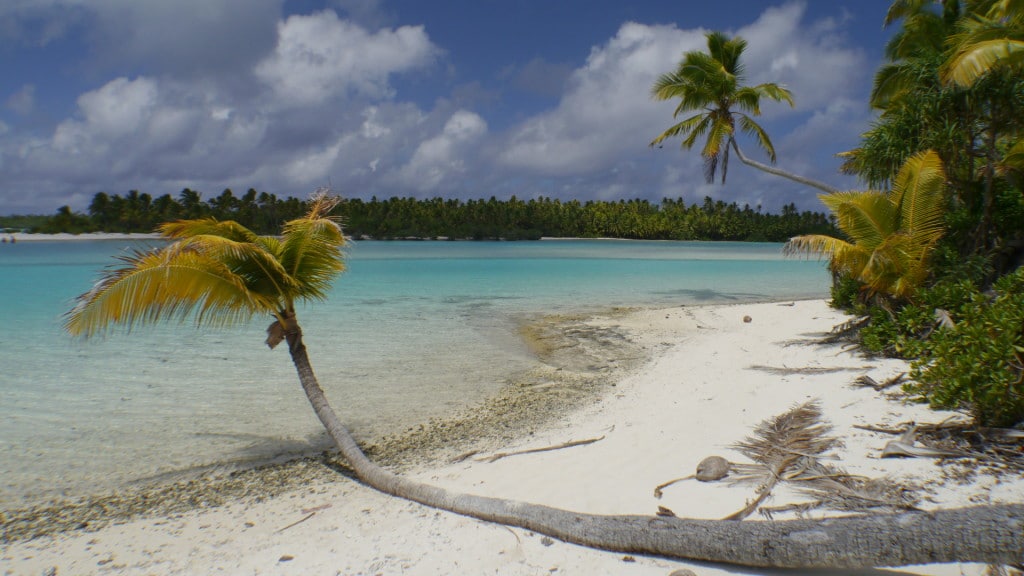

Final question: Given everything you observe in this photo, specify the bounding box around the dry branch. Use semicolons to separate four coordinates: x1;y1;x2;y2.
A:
478;436;605;463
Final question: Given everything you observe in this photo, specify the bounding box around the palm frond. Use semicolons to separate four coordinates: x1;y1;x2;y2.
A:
783;234;855;259
649;113;708;148
828;192;896;249
999;138;1024;175
159;218;262;244
725;400;837;520
942;10;1024;86
278;197;347;303
751;83;794;108
737;115;777;163
891;149;947;246
64;246;271;338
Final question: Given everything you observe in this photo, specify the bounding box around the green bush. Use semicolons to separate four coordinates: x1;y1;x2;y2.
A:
829;274;864;311
907;269;1024;427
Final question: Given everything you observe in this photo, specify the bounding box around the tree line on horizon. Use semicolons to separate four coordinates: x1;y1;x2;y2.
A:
9;188;837;242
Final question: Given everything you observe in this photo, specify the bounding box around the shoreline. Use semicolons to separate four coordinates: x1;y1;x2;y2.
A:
4;299;1021;575
1;305;654;542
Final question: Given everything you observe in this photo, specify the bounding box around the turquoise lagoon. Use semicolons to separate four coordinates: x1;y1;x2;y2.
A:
0;239;829;506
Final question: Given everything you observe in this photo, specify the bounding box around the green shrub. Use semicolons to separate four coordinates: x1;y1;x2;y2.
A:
907;269;1024;427
829;274;864;311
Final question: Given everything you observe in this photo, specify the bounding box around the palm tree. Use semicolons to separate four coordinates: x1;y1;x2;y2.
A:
650;31;839;194
63;191;1023;569
786;150;948;301
942;0;1024;87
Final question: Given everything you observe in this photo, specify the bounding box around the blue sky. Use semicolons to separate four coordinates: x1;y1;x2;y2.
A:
0;0;896;215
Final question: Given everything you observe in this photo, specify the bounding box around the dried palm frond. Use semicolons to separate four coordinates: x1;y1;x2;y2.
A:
823;316;871;344
724;400;838;520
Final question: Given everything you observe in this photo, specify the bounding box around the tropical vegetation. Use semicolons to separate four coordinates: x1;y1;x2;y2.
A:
785;150;948;301
652;3;1023;427
4;189;836;242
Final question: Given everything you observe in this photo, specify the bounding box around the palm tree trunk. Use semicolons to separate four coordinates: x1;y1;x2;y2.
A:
284;327;1024;569
730;139;842;195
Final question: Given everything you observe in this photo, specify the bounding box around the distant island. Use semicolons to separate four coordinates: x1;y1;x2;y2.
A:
0;189;836;242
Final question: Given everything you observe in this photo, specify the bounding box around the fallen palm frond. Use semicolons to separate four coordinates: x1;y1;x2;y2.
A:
723;400;916;519
823;316;871;344
725;400;838;520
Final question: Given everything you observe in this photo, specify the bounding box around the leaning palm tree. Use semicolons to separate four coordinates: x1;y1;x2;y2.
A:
650;31;839;194
64;191;1023;569
786;150;948;301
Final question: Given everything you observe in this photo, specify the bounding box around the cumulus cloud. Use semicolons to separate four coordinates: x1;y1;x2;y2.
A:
0;1;875;215
498;22;706;175
396;110;487;191
255;10;440;105
497;1;868;209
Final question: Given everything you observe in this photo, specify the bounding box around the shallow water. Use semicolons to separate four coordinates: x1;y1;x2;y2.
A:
0;239;828;506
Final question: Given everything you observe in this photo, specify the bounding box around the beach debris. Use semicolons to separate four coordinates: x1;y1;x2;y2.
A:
653;456;731;498
723;401;838;521
934;308;955;330
657;505;677;517
668;570;698;576
748;364;871;376
278;555;294;562
823;315;871;344
476;435;605;463
743;315;752;323
881;425;966;459
276;512;317;533
696;456;731;481
852;372;906;391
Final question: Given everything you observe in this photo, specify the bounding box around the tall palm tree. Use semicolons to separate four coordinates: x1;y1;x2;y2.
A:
786;150;948;301
650;31;839;194
63;191;1022;569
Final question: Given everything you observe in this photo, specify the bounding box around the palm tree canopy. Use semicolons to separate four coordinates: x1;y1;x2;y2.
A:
942;0;1024;86
65;193;345;339
786;150;947;300
650;31;793;184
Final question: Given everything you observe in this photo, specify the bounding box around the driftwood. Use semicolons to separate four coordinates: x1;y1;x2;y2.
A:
477;436;604;463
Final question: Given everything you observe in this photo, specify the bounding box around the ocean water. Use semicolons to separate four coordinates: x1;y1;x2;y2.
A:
0;239;829;507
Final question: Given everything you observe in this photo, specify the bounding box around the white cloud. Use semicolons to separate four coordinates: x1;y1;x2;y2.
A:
255;10;439;105
499;22;706;175
737;2;866;111
6;84;35;115
397;110;487;191
497;2;867;209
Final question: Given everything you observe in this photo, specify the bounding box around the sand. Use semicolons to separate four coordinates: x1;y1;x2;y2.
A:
2;300;1021;575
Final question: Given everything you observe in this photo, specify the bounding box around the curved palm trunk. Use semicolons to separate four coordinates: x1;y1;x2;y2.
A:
284;327;1024;569
730;139;841;195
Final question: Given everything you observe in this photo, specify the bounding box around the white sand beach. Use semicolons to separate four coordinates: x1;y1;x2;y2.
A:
3;299;1021;575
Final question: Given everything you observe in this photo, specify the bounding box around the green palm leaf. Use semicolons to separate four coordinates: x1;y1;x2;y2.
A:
891;150;947;245
650;31;791;184
65;247;267;338
787;150;948;301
